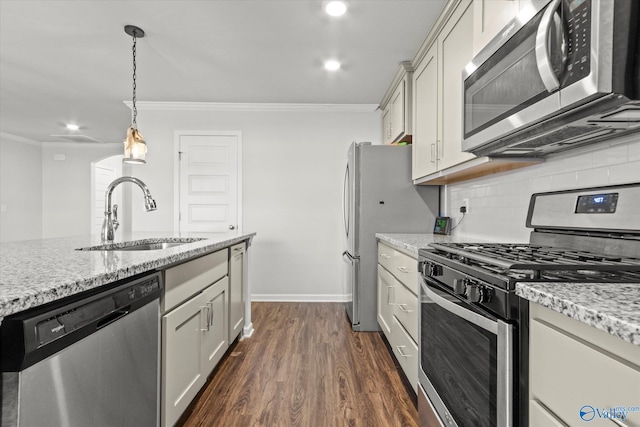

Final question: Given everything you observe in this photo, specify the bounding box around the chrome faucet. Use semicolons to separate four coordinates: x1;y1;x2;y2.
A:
101;176;157;242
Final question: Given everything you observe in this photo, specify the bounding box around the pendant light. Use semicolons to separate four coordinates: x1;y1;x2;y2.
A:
123;25;147;164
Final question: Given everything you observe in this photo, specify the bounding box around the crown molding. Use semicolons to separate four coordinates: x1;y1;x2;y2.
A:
0;131;41;147
123;101;379;113
379;61;415;107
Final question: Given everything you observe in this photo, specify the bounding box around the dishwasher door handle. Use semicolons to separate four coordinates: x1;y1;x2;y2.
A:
97;309;129;329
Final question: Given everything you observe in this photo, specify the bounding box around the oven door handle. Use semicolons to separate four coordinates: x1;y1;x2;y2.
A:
421;276;498;334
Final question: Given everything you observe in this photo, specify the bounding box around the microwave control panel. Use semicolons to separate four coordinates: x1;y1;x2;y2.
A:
563;0;592;87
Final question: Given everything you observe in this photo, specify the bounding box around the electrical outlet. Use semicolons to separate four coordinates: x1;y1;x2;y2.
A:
461;198;470;213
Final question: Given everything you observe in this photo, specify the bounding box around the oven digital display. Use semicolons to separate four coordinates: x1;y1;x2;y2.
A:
575;193;618;213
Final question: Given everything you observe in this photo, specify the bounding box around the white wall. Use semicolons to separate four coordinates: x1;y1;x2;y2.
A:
444;134;640;242
128;104;381;300
0;136;42;242
41;144;121;238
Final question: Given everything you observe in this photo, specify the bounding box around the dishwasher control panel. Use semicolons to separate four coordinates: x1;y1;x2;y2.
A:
1;272;162;372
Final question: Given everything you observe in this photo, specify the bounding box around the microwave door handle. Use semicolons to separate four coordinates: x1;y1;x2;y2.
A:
421;276;498;334
535;0;562;93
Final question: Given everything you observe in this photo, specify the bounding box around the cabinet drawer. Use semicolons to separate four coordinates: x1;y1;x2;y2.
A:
389;316;418;394
530;318;640;426
393;281;418;342
163;250;228;313
378;242;418;294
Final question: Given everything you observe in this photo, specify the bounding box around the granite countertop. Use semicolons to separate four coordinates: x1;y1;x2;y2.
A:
517;282;640;347
376;233;494;255
0;231;255;320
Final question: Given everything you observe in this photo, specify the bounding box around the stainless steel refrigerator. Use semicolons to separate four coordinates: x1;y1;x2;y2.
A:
342;142;438;331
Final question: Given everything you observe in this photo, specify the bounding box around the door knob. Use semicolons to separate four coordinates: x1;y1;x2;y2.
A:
229;225;235;230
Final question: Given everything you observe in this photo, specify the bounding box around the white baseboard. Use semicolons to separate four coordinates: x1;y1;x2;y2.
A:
250;294;350;302
241;323;254;340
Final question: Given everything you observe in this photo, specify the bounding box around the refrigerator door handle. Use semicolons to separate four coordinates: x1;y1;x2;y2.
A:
342;251;357;264
342;164;350;238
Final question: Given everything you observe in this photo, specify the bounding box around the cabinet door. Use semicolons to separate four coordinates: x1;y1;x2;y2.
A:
472;0;520;56
201;277;229;376
229;243;245;341
438;0;475;170
530;314;640;426
390;81;405;142
412;42;439;180
162;292;207;427
377;265;396;338
382;104;392;145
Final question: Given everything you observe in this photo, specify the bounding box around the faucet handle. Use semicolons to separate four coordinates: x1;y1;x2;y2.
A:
113;204;119;231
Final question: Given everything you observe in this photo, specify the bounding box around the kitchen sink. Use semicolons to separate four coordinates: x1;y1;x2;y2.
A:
77;238;206;252
115;242;186;251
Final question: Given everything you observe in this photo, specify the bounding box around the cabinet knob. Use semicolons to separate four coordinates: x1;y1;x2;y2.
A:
229;225;235;230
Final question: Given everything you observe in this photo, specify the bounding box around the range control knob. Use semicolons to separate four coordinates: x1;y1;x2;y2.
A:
453;278;466;295
466;283;489;303
427;263;443;277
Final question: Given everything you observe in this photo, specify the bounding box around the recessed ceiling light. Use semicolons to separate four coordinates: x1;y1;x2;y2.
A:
66;123;80;131
324;60;341;71
324;1;347;17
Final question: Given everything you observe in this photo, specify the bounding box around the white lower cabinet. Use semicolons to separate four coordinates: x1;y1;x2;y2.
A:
377;265;396;337
228;242;245;341
377;241;419;393
529;303;640;427
161;250;229;427
389;316;419;392
201;278;229;374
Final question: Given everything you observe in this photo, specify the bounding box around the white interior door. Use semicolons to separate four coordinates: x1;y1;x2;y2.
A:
178;132;240;233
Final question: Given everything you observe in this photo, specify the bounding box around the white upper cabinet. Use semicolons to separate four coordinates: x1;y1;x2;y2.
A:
438;0;475;170
412;43;438;179
472;0;520;56
382;103;392;145
380;62;413;144
412;0;475;180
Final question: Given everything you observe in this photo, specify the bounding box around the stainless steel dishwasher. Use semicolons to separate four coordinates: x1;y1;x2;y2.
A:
1;272;161;427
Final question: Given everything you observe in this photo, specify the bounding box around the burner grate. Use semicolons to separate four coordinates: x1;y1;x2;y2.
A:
428;243;640;281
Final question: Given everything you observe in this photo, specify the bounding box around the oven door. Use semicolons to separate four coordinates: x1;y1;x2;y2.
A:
419;275;513;427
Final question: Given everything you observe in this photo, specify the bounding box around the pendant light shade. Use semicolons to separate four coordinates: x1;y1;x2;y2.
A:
123;25;147;164
123;126;147;163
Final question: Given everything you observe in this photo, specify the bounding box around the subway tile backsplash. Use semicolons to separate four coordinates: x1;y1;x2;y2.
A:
446;134;640;242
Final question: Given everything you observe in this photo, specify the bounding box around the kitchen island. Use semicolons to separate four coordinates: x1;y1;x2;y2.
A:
1;231;255;426
0;231;255;321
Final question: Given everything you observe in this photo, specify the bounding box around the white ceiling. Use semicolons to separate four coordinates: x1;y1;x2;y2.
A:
0;0;446;144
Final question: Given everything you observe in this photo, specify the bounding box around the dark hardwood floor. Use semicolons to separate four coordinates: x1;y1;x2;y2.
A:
178;302;418;427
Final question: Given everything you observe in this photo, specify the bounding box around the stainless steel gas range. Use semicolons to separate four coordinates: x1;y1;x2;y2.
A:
418;183;640;427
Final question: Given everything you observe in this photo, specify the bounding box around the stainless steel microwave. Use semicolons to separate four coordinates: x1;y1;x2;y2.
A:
462;0;640;157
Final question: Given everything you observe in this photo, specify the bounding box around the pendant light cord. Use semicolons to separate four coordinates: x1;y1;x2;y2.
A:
131;31;138;126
